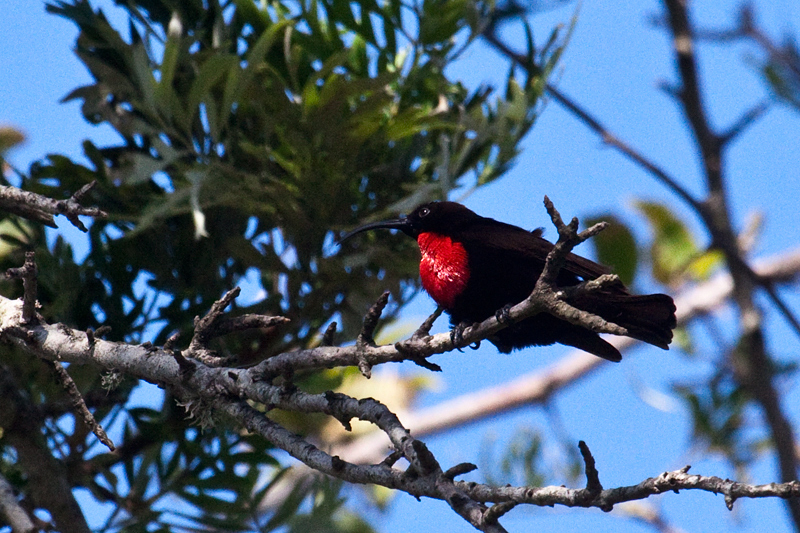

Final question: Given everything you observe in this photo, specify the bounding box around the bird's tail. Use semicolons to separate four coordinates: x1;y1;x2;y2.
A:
573;291;677;350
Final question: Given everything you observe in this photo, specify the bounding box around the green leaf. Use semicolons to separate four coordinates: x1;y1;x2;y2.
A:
420;0;468;46
585;214;638;286
187;54;238;129
156;36;181;110
634;200;698;285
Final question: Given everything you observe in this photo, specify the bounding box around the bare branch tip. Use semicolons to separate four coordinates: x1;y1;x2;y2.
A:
359;290;391;346
72;180;98;201
380;450;404;468
322;321;338;346
413;307;444;340
163;332;180;352
484;502;518;524
6;251;38;324
357;357;373;379
444;462;478;480
578;441;603;494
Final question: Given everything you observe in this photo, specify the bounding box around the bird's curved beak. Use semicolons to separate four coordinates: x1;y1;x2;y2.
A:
337;216;413;244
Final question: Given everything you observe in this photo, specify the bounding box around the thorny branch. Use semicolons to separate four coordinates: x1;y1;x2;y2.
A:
268;246;800;504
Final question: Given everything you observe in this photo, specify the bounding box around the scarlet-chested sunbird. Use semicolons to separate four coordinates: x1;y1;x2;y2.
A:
339;201;676;362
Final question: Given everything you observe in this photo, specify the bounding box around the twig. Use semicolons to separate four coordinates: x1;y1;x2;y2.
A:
358;290;390;346
719;100;771;145
190;287;241;351
163;331;180;352
412;307;444;340
162;332;196;376
5;251;38;324
578;441;603;497
529;197;630;337
172;349;196;376
444;463;478;480
396;309;445;372
188;287;290;359
0;181;107;232
356;291;391;378
49;361;115;451
321;321;337;346
547;83;703;211
483;502;517;524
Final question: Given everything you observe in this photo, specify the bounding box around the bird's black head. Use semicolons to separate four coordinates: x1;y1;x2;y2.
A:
338;201;480;243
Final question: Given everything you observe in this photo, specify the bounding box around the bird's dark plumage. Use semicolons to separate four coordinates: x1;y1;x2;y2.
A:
340;201;677;362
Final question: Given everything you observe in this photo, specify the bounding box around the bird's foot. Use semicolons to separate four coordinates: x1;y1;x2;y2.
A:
495;304;514;325
450;321;473;351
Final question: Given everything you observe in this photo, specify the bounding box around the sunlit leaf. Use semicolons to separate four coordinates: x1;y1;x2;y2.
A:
634;200;698;285
686;248;724;280
585;214;638;286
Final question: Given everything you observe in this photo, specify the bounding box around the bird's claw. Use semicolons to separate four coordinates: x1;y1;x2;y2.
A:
450;321;472;351
495;304;513;325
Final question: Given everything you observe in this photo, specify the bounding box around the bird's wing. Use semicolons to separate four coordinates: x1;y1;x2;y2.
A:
456;218;611;281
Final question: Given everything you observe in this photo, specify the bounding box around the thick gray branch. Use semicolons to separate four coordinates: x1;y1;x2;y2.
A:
2;246;800;531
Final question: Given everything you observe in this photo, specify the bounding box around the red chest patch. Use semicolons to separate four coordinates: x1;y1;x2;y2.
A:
417;232;470;309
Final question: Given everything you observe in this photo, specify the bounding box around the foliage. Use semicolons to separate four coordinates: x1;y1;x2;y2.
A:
1;0;563;530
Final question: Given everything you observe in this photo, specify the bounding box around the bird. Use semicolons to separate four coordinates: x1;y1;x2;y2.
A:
339;201;677;362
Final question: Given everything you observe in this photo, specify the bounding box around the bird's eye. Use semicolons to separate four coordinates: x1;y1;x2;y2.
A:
419;207;431;217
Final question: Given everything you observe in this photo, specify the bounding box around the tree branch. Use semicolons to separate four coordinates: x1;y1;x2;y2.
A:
460;464;800;510
48;360;115;451
2;246;800;530
480;24;702;211
0;368;90;533
0;472;36;533
326;247;800;468
0;180;107;232
5;251;38;324
660;1;800;527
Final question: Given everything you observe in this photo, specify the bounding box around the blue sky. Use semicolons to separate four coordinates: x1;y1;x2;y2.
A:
3;1;800;532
